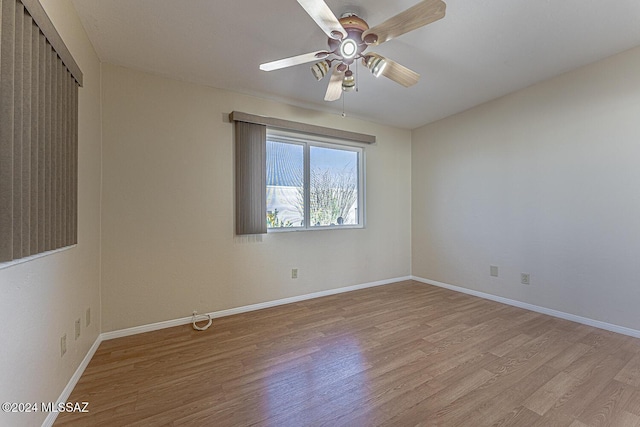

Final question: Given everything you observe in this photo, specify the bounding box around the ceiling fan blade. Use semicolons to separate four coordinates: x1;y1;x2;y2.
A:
324;68;343;101
297;0;347;40
362;0;446;46
260;51;330;72
372;54;420;87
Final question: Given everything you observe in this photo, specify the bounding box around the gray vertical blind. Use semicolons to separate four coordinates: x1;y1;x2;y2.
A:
0;0;82;263
235;121;267;235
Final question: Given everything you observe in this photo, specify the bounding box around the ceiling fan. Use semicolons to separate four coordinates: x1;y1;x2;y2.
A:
260;0;446;101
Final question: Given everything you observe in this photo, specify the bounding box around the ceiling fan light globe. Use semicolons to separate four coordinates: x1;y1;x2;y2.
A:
340;39;358;59
372;59;387;77
311;61;330;81
366;54;387;78
342;75;356;91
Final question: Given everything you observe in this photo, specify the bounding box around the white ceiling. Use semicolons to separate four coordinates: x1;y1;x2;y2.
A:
70;0;640;129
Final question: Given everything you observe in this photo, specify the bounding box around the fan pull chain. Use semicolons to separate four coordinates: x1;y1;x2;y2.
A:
341;93;346;118
356;61;359;92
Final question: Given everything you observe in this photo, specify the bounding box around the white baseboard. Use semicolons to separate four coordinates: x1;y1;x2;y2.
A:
42;336;102;427
411;276;640;339
101;276;412;341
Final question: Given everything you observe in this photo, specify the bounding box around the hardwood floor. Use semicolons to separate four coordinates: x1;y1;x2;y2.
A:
55;281;640;426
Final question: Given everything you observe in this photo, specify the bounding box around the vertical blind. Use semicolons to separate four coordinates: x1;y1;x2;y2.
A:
234;121;267;235
0;0;82;263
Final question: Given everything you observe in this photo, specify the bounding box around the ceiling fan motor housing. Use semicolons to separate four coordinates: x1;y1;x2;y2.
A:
311;60;330;80
328;14;369;65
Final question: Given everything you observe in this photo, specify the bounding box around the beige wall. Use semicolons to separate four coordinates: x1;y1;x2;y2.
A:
0;1;102;426
7;6;638;422
100;64;412;332
412;46;640;331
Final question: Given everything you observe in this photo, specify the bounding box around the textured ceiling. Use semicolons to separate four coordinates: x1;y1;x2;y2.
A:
71;0;640;129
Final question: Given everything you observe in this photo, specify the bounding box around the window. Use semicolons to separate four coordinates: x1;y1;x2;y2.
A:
266;132;364;230
230;111;374;235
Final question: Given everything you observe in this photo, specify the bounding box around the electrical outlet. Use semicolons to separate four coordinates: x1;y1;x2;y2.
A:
291;268;298;279
86;307;91;327
60;334;67;357
75;318;81;340
521;273;530;285
490;265;499;277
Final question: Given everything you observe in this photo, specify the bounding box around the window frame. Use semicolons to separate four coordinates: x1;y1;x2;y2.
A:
266;130;365;232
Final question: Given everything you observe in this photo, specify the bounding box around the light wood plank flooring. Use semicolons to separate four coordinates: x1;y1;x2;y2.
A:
56;281;640;426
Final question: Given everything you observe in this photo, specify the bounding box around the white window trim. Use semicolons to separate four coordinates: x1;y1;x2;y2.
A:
267;130;366;232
